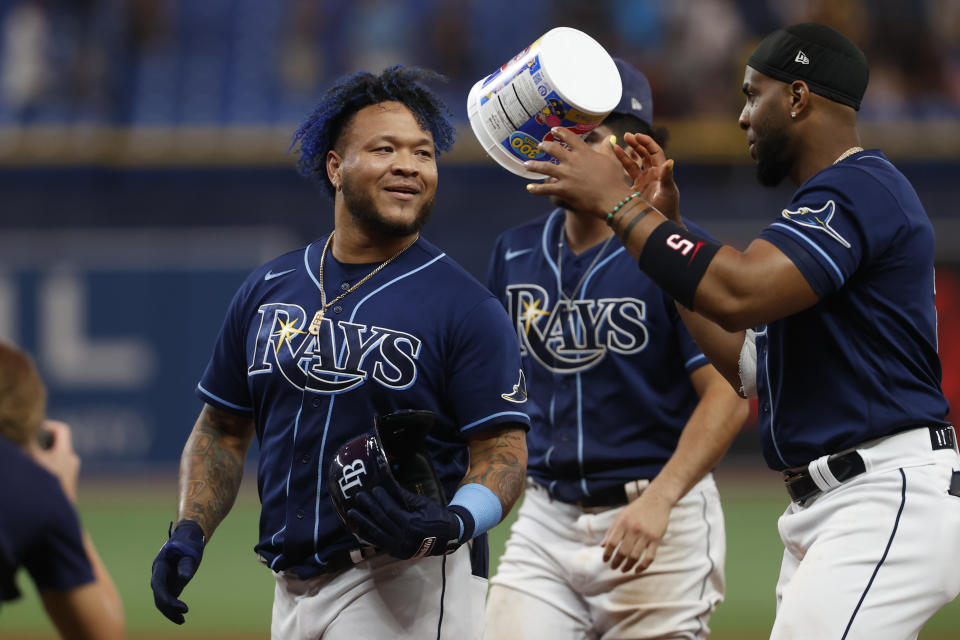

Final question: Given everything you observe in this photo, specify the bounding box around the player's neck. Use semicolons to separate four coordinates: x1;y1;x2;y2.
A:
790;122;862;185
563;209;613;255
331;215;418;263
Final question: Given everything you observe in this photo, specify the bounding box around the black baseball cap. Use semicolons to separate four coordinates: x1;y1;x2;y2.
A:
611;58;653;126
747;23;869;110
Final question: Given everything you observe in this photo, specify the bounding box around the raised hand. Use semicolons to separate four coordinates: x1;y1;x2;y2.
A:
621;133;680;223
524;127;636;219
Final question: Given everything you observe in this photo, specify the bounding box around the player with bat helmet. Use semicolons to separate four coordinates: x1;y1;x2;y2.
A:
150;65;530;640
523;22;960;639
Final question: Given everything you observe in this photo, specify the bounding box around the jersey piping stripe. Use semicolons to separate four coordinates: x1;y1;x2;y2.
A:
769;222;845;287
268;525;287;570
303;238;325;293
580;247;626;293
307;250;446;564
348;253;446;325
577;372;589;496
685;354;708;370
540;209;564;282
576;244;626;497
286;405;304;496
759;326;789;468
196;384;253;412
275;402;306;569
841;468;907;639
695;490;714;637
459;410;529;432
313;391;342;564
436;555;448;640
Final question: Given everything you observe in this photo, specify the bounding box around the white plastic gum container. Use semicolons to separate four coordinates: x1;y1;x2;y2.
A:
467;27;622;179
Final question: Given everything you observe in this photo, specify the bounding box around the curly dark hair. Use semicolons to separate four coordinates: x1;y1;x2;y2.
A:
292;65;456;197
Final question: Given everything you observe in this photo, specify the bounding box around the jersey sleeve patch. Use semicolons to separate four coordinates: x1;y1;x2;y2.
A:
500;369;528;403
781;200;851;248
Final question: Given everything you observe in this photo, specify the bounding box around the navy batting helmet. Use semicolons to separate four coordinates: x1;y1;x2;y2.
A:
327;431;399;541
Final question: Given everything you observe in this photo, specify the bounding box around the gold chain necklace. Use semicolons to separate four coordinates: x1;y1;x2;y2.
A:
307;231;417;335
833;146;864;165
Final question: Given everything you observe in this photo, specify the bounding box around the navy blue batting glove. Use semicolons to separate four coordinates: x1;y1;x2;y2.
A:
348;484;463;559
150;520;205;624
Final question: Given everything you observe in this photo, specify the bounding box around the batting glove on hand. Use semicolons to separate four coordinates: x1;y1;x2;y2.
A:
150;520;205;624
347;483;463;559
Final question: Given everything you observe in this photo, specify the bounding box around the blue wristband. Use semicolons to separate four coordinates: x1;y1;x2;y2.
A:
448;483;503;542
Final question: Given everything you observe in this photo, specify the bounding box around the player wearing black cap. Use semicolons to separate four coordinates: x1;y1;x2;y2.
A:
522;23;960;639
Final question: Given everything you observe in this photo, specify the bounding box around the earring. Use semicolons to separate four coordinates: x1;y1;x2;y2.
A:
791;112;796;119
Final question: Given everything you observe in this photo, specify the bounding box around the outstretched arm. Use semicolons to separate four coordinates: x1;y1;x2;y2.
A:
177;404;256;538
601;365;748;573
525;128;819;338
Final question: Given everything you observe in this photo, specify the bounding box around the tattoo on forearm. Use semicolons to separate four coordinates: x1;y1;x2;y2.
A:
178;408;253;537
618;206;654;243
463;429;527;514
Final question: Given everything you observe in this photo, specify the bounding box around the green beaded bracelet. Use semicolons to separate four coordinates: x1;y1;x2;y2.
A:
606;192;642;225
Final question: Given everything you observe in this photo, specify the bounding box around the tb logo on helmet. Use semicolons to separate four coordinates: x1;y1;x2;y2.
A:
338;459;368;497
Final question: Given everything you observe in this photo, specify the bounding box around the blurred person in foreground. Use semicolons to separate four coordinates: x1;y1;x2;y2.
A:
0;341;125;639
483;59;747;640
150;66;529;639
522;23;960;638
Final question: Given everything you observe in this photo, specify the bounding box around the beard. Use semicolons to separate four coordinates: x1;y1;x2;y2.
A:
341;177;435;238
754;126;793;187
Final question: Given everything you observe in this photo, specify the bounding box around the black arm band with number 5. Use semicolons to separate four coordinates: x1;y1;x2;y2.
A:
637;220;722;309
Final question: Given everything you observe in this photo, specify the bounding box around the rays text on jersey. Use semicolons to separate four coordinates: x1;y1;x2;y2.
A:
248;303;421;393
506;284;649;373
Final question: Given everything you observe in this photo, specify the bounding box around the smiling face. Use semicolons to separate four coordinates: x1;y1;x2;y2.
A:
739;67;796;187
327;101;438;239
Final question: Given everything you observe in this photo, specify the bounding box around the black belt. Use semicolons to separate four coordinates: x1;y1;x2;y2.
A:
575;484;630;508
783;425;956;506
276;546;379;579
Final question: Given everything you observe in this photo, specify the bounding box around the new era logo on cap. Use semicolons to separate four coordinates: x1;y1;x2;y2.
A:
612;58;653;126
795;49;810;64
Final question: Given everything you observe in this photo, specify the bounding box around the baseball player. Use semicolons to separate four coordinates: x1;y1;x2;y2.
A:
482;60;748;640
0;342;125;639
523;23;960;639
149;66;530;640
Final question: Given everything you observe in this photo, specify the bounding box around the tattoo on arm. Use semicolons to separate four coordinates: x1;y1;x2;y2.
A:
177;405;256;539
617;206;654;243
462;427;527;517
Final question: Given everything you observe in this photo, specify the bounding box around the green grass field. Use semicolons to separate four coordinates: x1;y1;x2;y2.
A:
4;466;959;639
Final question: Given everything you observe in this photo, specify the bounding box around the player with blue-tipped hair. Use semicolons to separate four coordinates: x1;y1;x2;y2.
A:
150;66;530;640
